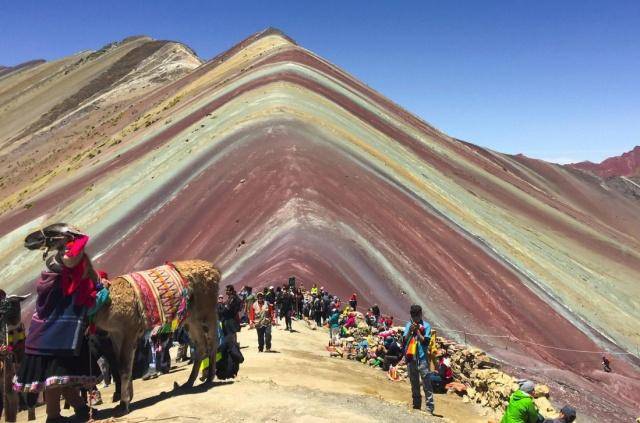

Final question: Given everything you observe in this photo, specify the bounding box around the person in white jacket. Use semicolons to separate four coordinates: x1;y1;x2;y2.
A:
249;292;275;352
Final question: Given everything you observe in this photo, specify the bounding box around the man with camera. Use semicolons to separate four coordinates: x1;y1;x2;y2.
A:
403;304;434;415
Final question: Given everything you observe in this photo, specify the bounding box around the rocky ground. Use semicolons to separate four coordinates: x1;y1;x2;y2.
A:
17;321;491;422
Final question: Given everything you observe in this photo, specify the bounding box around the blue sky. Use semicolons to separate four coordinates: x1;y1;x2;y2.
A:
1;1;638;163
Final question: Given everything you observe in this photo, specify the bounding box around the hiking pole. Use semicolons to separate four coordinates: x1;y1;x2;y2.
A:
2;319;6;421
2;319;17;422
88;334;94;423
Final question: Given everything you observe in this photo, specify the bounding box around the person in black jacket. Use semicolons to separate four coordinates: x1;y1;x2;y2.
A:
220;285;242;345
280;286;294;331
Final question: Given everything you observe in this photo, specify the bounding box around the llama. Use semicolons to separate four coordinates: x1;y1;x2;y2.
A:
24;225;220;414
92;260;219;413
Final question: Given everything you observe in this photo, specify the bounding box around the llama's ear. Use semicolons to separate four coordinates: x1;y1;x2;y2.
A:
7;293;31;302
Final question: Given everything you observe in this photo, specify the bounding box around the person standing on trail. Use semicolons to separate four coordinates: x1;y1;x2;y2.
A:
280;286;294;331
349;293;357;311
312;294;323;328
242;286;255;324
403;304;434;415
221;285;242;345
295;288;304;319
322;291;332;325
249;292;275;352
602;355;611;372
266;286;276;306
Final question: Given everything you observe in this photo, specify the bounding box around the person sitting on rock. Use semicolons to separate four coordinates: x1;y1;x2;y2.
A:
428;351;453;393
348;293;357;311
500;380;540;423
542;405;576;423
382;334;402;371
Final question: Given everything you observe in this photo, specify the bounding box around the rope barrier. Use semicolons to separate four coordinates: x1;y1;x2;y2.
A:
388;318;636;357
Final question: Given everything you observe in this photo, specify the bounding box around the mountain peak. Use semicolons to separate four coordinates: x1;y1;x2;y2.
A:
570;145;640;178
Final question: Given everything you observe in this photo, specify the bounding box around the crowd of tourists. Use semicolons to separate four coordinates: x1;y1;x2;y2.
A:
1;224;578;423
313;294;578;423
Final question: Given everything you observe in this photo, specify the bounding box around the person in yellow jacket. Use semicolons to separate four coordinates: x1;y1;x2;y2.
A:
428;329;438;370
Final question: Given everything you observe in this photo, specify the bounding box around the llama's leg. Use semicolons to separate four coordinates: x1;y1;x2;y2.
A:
4;358;19;422
182;326;206;388
24;392;37;420
118;338;136;414
109;333;123;404
205;316;218;383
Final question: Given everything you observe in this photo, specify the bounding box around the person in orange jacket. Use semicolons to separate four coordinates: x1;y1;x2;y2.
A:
249;292;275;352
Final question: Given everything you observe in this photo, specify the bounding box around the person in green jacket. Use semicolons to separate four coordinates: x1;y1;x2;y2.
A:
501;380;540;423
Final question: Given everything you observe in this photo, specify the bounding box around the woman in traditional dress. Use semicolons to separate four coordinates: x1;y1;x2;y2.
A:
16;224;100;423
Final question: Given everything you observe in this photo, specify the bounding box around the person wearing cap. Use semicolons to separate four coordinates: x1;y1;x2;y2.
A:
542;405;576;423
266;286;276;305
500;380;540;423
249;292;275;352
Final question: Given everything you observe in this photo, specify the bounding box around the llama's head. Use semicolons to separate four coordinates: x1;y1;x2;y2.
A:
0;294;29;328
24;223;86;258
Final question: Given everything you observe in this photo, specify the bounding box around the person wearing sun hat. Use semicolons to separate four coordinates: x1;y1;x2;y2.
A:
500;380;540;423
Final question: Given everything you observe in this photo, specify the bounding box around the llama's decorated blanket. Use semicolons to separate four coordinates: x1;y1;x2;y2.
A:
121;264;189;335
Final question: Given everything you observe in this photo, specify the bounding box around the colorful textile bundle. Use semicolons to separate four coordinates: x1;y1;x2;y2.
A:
7;323;26;352
60;235;97;309
26;271;86;356
121;264;189;334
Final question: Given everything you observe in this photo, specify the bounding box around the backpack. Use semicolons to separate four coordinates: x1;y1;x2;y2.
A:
216;341;244;380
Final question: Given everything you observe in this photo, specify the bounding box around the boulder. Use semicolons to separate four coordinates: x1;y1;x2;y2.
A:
445;381;467;395
534;397;557;418
534;384;550;398
467;387;477;399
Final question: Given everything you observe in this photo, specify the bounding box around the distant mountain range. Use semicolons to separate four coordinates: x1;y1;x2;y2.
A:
570;145;640;178
0;59;46;78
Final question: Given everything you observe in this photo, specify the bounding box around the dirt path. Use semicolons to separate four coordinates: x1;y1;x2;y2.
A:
19;321;493;422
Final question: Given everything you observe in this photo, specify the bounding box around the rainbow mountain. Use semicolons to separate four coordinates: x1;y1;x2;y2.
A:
0;29;638;421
